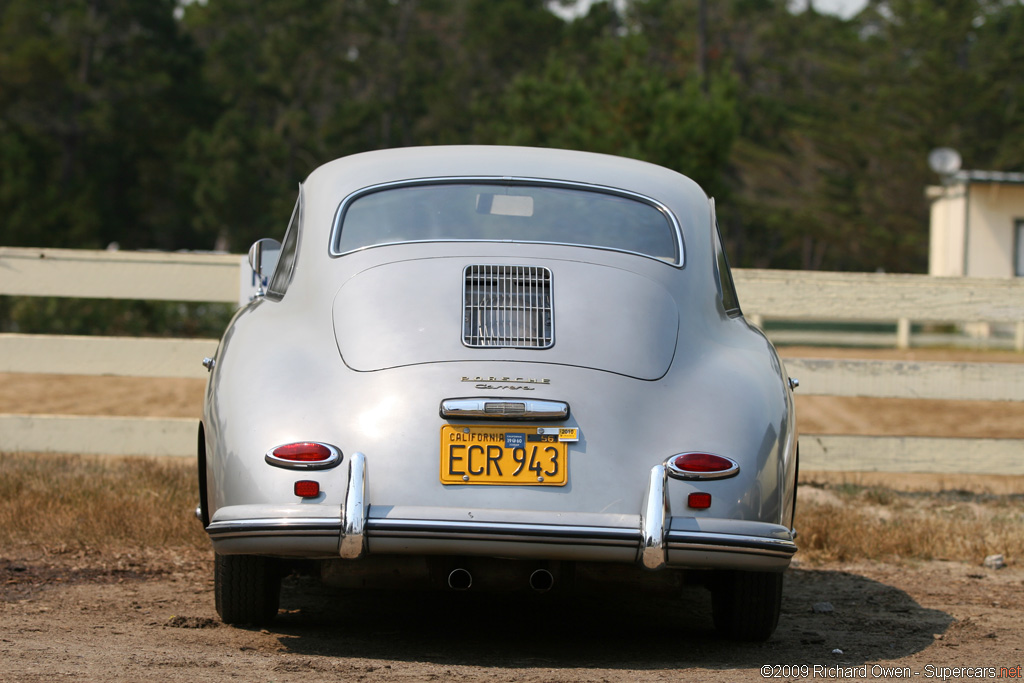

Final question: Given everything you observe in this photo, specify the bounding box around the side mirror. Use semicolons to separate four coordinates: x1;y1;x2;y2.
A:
247;238;281;297
246;240;280;290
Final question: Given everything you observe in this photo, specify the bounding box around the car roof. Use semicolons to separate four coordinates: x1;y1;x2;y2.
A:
301;145;711;243
276;146;722;310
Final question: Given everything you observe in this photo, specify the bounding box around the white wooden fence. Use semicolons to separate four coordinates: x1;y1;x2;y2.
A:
2;246;1023;474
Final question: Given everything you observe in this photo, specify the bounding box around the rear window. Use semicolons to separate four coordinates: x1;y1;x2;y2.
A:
332;182;681;264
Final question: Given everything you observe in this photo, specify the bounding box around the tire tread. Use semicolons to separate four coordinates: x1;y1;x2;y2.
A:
214;554;281;626
711;570;783;641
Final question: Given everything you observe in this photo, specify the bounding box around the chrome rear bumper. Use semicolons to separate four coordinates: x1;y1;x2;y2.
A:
207;459;797;571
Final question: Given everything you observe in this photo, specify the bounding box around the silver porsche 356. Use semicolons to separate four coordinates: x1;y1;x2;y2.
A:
198;145;798;641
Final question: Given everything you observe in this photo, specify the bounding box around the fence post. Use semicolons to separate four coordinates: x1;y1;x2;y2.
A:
1016;321;1024;353
896;318;911;350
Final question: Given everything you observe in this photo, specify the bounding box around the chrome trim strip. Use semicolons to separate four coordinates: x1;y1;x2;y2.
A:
206;517;343;538
264;441;343;471
340;452;367;559
328;176;685;268
365;518;639;547
664;452;740;481
439;398;569;421
665;530;798;557
640;465;669;570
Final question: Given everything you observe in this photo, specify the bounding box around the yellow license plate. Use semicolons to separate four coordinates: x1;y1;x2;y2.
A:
440;425;568;486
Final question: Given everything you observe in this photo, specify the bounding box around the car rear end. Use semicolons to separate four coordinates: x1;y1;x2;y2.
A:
200;147;797;638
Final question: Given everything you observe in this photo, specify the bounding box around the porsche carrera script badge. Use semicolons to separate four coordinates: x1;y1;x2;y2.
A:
461;376;551;391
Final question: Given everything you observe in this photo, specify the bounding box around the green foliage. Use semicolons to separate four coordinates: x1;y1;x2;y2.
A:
2;0;1024;282
720;0;1024;271
0;296;234;338
479;33;739;200
0;0;211;250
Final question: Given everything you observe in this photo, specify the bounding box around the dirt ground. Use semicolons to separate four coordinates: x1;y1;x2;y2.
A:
2;346;1023;681
2;546;1023;682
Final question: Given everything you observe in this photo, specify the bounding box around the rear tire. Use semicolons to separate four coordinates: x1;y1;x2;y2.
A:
711;570;783;641
214;554;281;626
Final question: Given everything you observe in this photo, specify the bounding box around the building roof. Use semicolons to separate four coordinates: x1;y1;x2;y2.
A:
953;170;1024;184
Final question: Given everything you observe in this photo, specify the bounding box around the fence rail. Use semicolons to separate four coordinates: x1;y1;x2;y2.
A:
0;334;218;378
4;247;1021;319
2;246;1023;473
735;269;1024;322
0;247;241;302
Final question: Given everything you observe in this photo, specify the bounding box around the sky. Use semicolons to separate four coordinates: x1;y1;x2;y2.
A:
790;0;869;18
550;0;871;21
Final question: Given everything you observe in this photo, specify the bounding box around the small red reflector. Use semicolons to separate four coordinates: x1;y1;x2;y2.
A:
688;492;712;509
273;442;333;462
294;480;320;498
671;453;733;473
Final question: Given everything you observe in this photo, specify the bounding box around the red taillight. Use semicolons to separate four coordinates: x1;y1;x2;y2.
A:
273;442;333;462
294;480;320;498
665;452;739;480
688;492;712;509
672;453;732;472
265;442;342;470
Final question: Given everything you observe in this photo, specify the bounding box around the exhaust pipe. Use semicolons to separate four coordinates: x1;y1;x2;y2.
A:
529;568;554;593
447;568;472;590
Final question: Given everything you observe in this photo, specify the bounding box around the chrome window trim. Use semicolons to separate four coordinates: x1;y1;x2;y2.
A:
264;441;343;470
440;397;569;420
265;185;303;302
328;176;686;267
709;198;742;317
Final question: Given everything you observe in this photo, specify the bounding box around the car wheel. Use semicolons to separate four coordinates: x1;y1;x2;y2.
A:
214;554;282;626
710;570;783;641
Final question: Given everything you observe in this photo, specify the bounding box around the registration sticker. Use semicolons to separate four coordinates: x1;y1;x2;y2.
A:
538;427;579;442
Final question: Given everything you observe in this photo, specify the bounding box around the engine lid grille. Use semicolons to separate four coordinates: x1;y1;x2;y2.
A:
462;265;553;349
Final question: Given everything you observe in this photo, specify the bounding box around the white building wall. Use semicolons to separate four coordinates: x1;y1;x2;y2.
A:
965;183;1024;278
928;185;967;276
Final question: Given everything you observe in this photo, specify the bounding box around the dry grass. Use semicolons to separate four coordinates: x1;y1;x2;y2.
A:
2;453;1022;568
801;470;1024;495
796;482;1024;565
0;452;207;552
